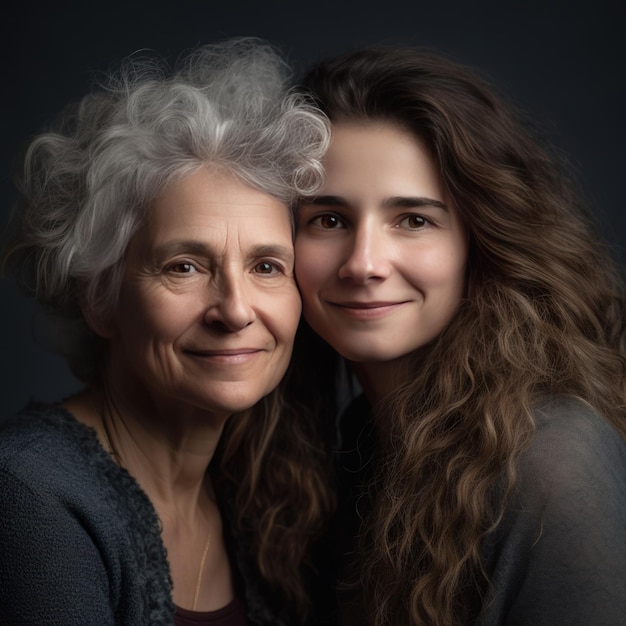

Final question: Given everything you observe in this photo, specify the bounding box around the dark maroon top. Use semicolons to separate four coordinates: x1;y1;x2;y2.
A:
174;597;248;626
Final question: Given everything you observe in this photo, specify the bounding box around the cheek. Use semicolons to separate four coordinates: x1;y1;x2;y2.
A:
265;286;302;345
445;245;468;297
431;256;467;321
295;241;337;297
115;287;192;343
417;240;467;289
284;291;303;334
428;263;465;293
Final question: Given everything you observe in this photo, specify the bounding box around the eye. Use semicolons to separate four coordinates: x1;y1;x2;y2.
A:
253;261;280;275
168;262;197;274
311;213;345;230
399;214;428;230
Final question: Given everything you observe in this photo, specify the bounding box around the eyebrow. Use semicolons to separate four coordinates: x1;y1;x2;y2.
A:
305;195;448;211
251;244;294;259
384;196;447;210
153;240;294;261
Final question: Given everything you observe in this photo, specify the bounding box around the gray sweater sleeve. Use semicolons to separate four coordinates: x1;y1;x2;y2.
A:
479;397;626;625
0;406;174;625
0;467;116;624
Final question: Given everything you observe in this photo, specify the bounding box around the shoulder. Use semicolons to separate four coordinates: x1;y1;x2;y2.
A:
0;401;134;548
0;401;163;541
517;396;626;506
532;395;624;456
1;401;98;447
0;402;108;494
0;402;174;624
480;396;626;624
0;401;165;526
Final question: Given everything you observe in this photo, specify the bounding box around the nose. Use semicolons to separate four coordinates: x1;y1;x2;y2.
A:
204;269;256;332
337;221;392;283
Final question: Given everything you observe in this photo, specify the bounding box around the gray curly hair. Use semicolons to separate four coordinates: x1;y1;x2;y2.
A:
3;37;330;381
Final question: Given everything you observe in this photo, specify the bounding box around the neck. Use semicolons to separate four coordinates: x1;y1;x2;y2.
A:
351;357;413;406
107;395;223;506
67;383;229;513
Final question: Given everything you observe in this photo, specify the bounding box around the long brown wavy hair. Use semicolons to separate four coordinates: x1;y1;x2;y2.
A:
300;47;626;625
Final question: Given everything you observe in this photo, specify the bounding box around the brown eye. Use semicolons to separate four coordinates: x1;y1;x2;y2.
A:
401;215;427;229
313;214;344;229
254;261;278;275
169;262;197;273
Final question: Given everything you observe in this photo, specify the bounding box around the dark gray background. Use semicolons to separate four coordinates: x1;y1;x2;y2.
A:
1;0;624;417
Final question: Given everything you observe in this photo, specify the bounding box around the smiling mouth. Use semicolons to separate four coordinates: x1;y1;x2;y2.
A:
186;348;261;356
184;348;263;363
332;301;403;309
328;301;408;319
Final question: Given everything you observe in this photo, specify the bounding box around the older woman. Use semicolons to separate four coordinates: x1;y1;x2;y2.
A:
0;39;333;625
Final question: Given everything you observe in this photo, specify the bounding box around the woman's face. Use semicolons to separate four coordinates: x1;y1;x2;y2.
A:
100;167;301;419
296;121;468;366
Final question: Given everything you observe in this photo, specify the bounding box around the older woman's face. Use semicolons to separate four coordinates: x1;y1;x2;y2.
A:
104;168;300;418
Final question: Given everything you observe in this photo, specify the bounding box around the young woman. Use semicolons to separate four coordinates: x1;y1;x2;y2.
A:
294;47;626;625
0;39;332;625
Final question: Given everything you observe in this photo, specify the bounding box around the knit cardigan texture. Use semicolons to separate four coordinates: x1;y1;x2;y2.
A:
0;403;291;625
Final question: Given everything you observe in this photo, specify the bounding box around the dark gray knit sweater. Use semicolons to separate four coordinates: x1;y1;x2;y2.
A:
0;404;292;625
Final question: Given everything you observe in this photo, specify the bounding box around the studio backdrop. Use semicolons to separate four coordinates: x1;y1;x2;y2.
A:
1;0;624;416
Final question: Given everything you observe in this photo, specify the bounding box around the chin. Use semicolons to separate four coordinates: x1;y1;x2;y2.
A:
217;387;277;414
336;347;400;363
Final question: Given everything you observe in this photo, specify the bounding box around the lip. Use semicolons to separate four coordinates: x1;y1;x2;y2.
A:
183;348;264;364
327;300;409;319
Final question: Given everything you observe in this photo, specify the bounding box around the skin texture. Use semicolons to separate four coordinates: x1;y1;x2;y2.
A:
101;167;301;427
296;121;468;397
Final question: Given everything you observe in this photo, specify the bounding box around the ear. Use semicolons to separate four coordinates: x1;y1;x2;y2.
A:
78;284;115;339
